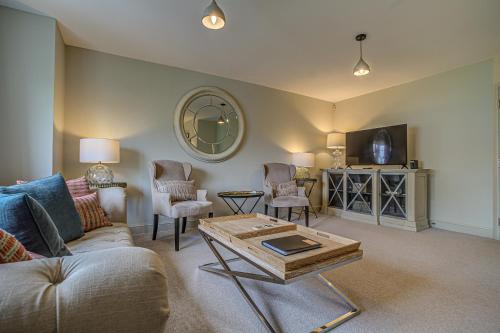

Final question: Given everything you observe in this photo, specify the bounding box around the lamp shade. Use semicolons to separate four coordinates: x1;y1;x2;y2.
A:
202;0;226;30
292;152;315;168
80;138;120;163
327;133;346;149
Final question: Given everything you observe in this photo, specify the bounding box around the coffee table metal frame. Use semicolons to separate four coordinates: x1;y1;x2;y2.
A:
198;230;361;333
217;191;264;215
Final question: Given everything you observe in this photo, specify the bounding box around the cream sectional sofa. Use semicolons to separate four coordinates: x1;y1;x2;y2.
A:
0;187;169;333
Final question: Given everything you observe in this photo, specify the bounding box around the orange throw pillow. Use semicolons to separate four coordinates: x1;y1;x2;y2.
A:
0;229;33;264
74;193;112;232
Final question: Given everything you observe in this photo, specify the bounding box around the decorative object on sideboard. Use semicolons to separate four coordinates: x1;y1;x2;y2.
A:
202;0;226;30
292;152;315;179
410;160;419;169
174;87;245;163
353;33;371;76
327;132;346;169
80;138;120;185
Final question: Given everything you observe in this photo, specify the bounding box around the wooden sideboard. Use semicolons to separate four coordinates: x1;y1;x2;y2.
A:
322;168;429;232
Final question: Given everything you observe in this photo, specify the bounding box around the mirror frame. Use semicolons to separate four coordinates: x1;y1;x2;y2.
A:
174;87;245;163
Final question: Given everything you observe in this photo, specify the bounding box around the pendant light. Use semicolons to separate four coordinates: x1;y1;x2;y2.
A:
353;34;371;76
202;0;226;30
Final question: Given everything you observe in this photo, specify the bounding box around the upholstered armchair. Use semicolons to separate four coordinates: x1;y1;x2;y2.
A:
150;160;213;251
263;163;309;226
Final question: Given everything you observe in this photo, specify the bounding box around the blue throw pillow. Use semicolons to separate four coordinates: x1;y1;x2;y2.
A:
0;173;84;242
0;193;71;257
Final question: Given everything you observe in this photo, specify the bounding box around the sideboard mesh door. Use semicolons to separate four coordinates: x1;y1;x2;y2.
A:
380;174;407;219
346;173;373;215
328;172;344;209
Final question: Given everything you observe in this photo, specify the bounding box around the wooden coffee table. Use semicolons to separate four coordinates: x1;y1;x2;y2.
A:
198;213;363;332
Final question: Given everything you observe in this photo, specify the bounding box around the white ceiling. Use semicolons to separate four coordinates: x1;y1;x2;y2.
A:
3;0;500;102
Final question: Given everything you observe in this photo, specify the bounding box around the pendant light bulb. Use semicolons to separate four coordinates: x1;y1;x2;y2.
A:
353;34;371;76
202;0;226;30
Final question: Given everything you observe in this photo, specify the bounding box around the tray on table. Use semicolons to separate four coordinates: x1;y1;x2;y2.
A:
199;213;362;280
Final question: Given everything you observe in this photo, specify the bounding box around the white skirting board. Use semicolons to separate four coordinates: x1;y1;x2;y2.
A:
430;219;494;239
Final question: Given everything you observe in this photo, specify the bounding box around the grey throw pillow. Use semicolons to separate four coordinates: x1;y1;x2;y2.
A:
0;193;71;258
276;181;298;197
155;180;197;201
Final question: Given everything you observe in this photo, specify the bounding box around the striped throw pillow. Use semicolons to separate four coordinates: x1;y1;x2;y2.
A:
0;228;33;264
74;192;112;232
66;177;92;197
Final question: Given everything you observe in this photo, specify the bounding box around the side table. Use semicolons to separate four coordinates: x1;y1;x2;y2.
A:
295;178;318;218
89;182;128;189
217;191;264;215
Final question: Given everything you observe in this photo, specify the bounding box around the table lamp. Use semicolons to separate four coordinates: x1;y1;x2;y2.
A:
327;133;346;169
80;138;120;184
292;152;315;179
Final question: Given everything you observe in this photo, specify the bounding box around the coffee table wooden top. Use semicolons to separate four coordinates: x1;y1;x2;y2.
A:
199;213;362;280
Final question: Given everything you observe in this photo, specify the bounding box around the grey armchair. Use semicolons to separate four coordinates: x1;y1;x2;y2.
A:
263;163;309;226
150;160;213;251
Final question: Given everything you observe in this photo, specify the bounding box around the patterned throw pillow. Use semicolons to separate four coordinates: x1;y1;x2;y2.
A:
0;228;33;264
276;181;298;197
66;177;92;197
155;180;197;202
74;192;112;232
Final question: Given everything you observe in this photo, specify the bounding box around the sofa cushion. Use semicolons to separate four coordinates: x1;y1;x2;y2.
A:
0;228;32;264
67;225;133;254
74;192;112;232
0;194;72;258
0;173;84;242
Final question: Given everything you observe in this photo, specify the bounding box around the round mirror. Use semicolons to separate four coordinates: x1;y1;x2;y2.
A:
174;87;245;162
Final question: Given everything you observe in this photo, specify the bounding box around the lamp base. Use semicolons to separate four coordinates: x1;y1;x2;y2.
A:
86;163;114;185
332;149;343;169
295;167;310;179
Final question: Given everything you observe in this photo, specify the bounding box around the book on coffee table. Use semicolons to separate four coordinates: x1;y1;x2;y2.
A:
262;235;321;256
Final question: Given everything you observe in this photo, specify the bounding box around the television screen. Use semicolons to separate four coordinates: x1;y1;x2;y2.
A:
346;124;407;166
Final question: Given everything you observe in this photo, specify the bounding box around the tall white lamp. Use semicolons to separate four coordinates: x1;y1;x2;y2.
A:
80;138;120;184
292;152;315;179
327;133;346;169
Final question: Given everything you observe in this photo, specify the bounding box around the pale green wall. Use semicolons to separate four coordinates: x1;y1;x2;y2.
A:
53;25;65;174
335;60;496;237
63;47;336;226
0;6;62;184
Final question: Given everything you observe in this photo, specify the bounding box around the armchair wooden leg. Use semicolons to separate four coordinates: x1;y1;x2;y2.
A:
152;214;159;240
182;217;187;234
209;212;214;218
264;204;268;215
274;207;279;218
174;218;180;251
305;206;309;227
288;207;292;221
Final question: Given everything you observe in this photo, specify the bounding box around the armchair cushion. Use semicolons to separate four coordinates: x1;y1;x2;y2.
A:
271;195;309;208
155;180;196;202
169;200;213;218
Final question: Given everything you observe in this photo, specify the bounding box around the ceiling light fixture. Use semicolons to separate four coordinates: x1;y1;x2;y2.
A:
202;0;226;30
353;33;371;76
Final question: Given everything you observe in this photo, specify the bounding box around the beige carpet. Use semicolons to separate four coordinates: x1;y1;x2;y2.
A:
133;215;500;333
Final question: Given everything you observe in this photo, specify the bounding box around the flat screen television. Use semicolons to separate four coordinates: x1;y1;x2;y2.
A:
346;124;407;166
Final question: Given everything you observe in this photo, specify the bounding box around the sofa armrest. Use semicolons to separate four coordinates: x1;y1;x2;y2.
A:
0;247;169;333
97;187;127;223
